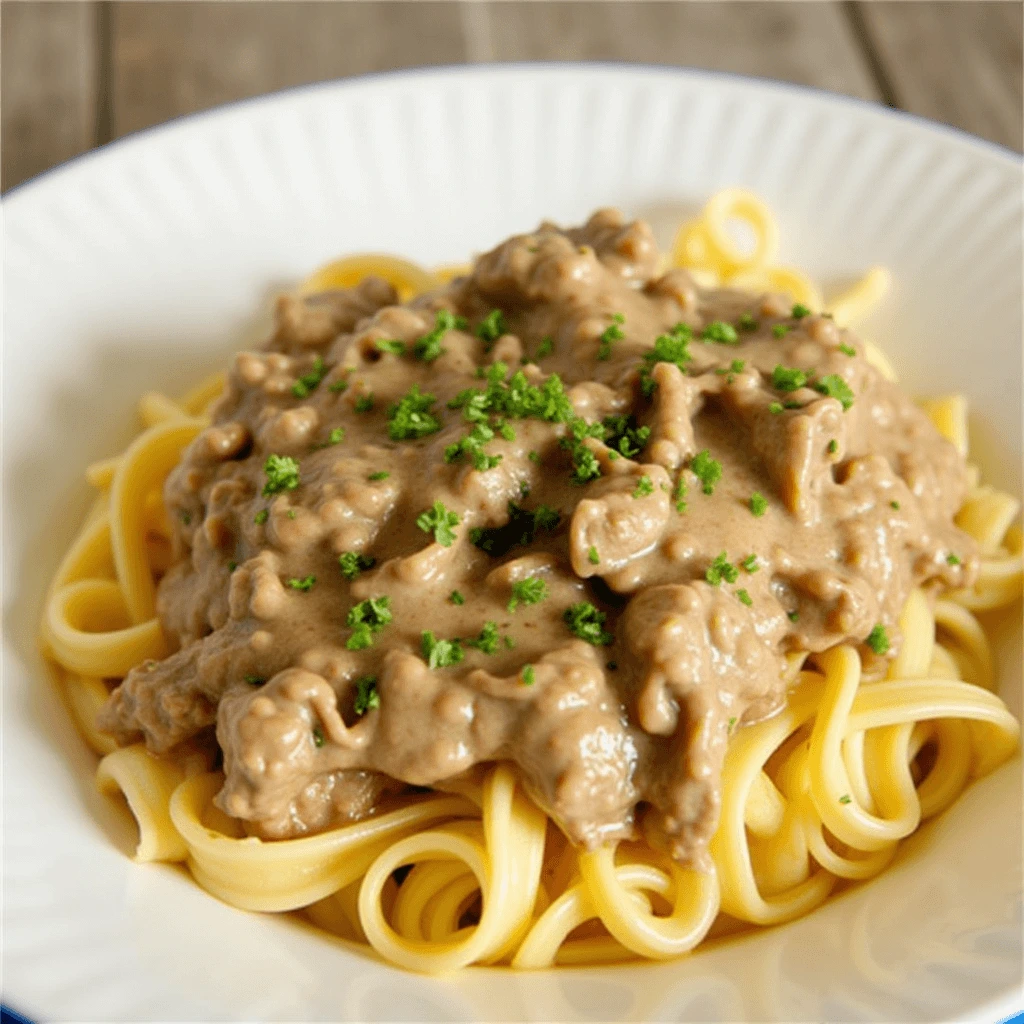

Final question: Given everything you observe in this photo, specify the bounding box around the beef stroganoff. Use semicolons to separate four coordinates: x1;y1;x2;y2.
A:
43;192;1021;971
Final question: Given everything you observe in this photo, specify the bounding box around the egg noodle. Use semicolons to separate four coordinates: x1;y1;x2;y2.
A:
41;192;1021;972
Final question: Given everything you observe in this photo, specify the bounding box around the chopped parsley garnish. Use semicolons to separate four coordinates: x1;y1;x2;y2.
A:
771;365;810;392
449;590;465;605
521;665;536;686
444;421;503;471
639;323;692;396
421;630;465;669
828;439;838;454
448;361;574;427
355;394;375;413
865;624;890;655
287;509;297;519
414;309;466;362
476;309;506;347
508;576;548;612
254;509;269;526
839;794;852;805
839;343;856;357
740;554;759;573
728;716;738;732
345;596;392;650
500;423;517;442
326;427;346;446
244;675;264;686
588;545;600;565
690;450;722;495
368;471;390;481
814;374;855;410
375;338;406;356
292;355;329;398
946;553;961;566
179;510;191;525
716;358;746;378
632;475;654;499
388;384;441;440
354;676;379;715
286;575;316;591
891;500;901;510
597;313;625;360
564;602;613;646
705;552;739;586
792;304;811;319
769;402;784;414
313;726;325;748
528;450;541;463
534;336;554;360
737;313;758;332
329;377;350;394
772;324;790;339
262;454;300;496
466;620;504;654
559;417;606;485
228;561;237;572
701;320;738;344
787;610;800;623
673;473;688;514
339;551;375;580
750;492;768;517
470;501;560;556
602;414;651;458
736;588;753;607
417;500;461;547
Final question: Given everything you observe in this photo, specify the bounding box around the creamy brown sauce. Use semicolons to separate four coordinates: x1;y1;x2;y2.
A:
99;210;977;866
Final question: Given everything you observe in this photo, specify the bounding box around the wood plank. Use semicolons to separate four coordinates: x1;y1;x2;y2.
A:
478;1;881;101
855;1;1023;151
111;1;469;138
1;2;98;191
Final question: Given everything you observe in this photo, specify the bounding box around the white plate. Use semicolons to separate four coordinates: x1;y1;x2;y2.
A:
4;64;1022;1023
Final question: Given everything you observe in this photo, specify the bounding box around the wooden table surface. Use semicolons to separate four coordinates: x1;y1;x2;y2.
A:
2;1;1021;192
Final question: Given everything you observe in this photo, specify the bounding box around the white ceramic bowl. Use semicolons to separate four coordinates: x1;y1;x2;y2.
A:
4;64;1021;1022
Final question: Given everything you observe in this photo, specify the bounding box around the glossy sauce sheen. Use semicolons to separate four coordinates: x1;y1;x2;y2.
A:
100;211;976;866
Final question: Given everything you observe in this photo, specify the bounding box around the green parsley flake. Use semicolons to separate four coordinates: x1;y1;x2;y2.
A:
292;355;329;398
772;324;790;339
466;621;502;655
345;596;392;650
228;560;237;572
750;492;769;517
521;665;536;686
329;377;350;394
602;415;651;458
470;502;560;556
476;309;506;346
244;675;265;686
740;554;759;573
313;726;325;748
326;427;345;445
738;313;758;332
388;384;441;440
828;439;838;454
568;440;602;486
690;450;722;495
787;610;800;623
449;590;465;605
597;313;625;361
839;343;856;357
179;510;191;526
639;323;692;396
448;362;574;427
508;576;548;612
839;794;852;805
701;321;739;344
368;471;390;481
736;588;753;607
262;454;300;496
947;553;961;566
528;450;541;463
287;509;298;520
254;509;269;526
673;473;688;514
769;401;784;414
814;374;855;410
416;500;461;547
534;336;554;360
286;575;316;591
588;545;600;565
564;602;613;646
338;551;375;580
866;624;890;655
705;552;739;586
421;630;465;669
632;475;654;499
891;500;901;510
375;339;406;356
355;394;375;413
354;676;379;715
728;716;738;732
792;304;811;319
771;365;811;392
414;309;467;362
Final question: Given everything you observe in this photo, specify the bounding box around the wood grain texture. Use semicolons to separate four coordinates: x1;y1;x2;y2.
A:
474;1;881;100
1;1;97;191
855;1;1023;151
110;1;469;137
